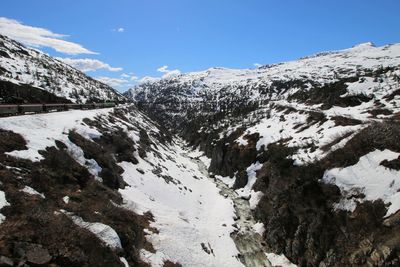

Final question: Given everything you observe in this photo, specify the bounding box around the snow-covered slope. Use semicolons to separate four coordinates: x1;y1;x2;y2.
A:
0;34;124;103
0;106;246;267
128;42;400;266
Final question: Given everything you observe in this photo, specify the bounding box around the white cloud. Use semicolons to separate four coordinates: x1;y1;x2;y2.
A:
254;63;262;68
157;65;169;73
0;17;96;55
121;73;138;81
96;73;138;88
162;69;181;79
95;76;129;87
157;65;181;78
139;76;160;84
59;58;122;72
112;27;125;33
136;65;181;84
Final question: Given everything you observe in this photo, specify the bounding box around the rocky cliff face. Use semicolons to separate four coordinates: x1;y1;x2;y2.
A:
128;43;400;266
0;34;124;103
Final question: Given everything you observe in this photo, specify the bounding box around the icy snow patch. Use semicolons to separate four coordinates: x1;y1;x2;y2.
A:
235;135;249;146
69;214;122;250
322;149;400;216
266;253;297;267
63;196;70;204
236;162;263;199
215;175;236;188
120;257;129;267
0;191;10;224
249;191;264;210
140;249;166;267
252;222;265;236
20;186;45;198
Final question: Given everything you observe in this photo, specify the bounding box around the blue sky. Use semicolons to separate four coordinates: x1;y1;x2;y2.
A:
1;0;400;91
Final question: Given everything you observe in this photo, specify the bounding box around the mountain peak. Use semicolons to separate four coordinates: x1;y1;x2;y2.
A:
351;42;376;49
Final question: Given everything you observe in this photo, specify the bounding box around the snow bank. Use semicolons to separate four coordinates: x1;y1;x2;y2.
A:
266;253;297;267
65;212;122;250
0;190;10;224
119;257;129;267
236;162;263;199
20;186;45;198
323;149;400;216
62;196;70;204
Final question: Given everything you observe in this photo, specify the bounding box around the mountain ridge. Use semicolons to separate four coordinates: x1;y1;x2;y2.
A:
0;34;124;103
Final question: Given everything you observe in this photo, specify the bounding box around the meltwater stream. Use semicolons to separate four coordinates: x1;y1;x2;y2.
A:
188;153;272;267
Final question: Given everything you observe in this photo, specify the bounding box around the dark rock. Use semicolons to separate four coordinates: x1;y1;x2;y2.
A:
200;243;211;254
25;244;52;265
232;170;248;189
13;243;52;266
0;129;27;154
240;195;250;201
0;256;13;266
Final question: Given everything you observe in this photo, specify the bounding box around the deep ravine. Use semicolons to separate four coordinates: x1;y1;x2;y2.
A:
185;150;272;267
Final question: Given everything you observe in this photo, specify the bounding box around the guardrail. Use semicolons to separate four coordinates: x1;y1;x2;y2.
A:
0;102;116;117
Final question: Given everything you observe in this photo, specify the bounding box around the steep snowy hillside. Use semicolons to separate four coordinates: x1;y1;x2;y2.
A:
0;34;124;103
0;105;276;267
128;42;400;129
128;43;400;266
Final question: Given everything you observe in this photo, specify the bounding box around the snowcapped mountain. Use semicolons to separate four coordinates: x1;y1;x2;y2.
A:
0;34;124;103
127;42;400;266
128;42;400;129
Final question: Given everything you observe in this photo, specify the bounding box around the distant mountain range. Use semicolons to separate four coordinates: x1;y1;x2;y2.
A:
127;41;400;130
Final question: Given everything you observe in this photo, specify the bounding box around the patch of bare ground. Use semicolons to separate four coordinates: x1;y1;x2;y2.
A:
330;116;362;126
380;156;400;170
368;108;393;118
163;260;183;267
0;129;27;153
